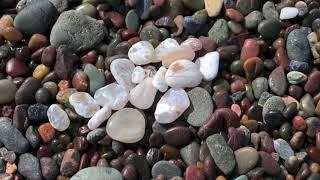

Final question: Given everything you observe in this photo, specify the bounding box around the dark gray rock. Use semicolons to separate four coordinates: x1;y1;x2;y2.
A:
15;77;41;105
151;160;181;179
286;28;311;63
18;153;42;180
25;126;41;149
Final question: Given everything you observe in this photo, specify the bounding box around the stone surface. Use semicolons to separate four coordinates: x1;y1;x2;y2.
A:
128;41;157;65
155;88;190;124
110;58;135;90
300;94;315;117
208;19;229;46
180;142;200;165
165;60;202;88
286;28;311;63
195;51;219;81
0;118;29;153
274;138;294;160
84;64;106;95
234;147;259;174
206;134;235;175
151;160;181;179
47;104;70;131
87;106;112;130
40;157;59;180
268;66;287;96
262;1;278;19
60;149;80;176
262;96;285;120
70;167;123;180
287;71;307;84
280;7;299;20
50;10;106;52
184;87;213;127
0;79;17;104
252;77;268;99
15;77;41;105
160;45;195;68
259;151;281;176
152;66;168;92
131;66;145;84
106;108;145;143
129;77;157;109
69;92;100;118
204;0;223;17
18;153;42;180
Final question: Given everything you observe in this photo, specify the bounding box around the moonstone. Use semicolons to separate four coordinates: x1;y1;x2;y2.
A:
128;41;157;65
94;83;129;110
152;66;168;92
131;66;145;84
69;92;100;118
47;104;70;131
129;77;157;109
196;51;219;81
155;38;179;62
280;7;299;20
155;88;190;124
87;106;112;130
165;60;202;88
106;108;145;143
181;38;203;51
110;58;135;90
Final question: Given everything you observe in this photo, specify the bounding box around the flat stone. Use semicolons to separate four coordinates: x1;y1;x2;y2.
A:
129;77;157;109
280;7;299;20
268;66;287;96
206;134;235;175
50;10;106;52
286;28;311;63
18;153;42;180
258;19;281;39
274;138;294;160
287;71;307;84
180;142;200;165
151;160;181;179
128;41;157;65
245;11;264;29
84;64;106;95
262;1;279;19
70;167;123;180
40;157;59;180
0;79;17;104
234;147;259;174
106;108;145;143
184;87;213;127
155;88;190;124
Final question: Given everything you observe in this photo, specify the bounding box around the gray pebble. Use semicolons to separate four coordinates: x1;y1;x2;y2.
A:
18;153;42;180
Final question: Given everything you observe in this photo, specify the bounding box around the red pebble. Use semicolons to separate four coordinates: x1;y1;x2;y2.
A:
185;165;205;180
240;38;259;61
292;116;306;131
231;104;242;117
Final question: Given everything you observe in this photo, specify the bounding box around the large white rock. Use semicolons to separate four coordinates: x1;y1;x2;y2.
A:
280;7;299;20
47;104;70;131
155;38;180;62
161;46;195;68
69;92;100;118
94;83;129;110
155;88;190;124
195;51;220;81
129;77;157;109
181;38;203;51
110;58;135;90
88;105;112;130
131;66;145;84
128;41;157;65
106;108;146;143
165;60;202;88
152;66;168;92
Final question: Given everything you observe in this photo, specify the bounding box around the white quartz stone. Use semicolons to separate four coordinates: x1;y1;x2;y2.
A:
106;108;146;143
88;105;112;130
155;88;190;124
155;38;180;62
161;46;195;68
165;60;202;88
131;66;145;84
181;38;203;51
47;104;70;131
195;51;219;81
152;66;168;92
129;77;157;109
110;58;135;90
128;41;157;65
69;92;100;118
280;7;299;20
94;83;129;110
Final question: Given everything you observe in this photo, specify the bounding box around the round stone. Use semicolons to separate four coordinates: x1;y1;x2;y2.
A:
274;138;294;160
208;19;229;46
70;167;123;180
128;41;157;65
75;3;96;17
286;28;311;63
268;66;287;96
280;7;299;20
258;19;281;39
234;147;259;174
47;104;70;131
287;71;307;84
106;108;145;143
262;96;285;121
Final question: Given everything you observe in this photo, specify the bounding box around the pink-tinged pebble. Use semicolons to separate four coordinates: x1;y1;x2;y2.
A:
185;165;206;180
231;104;242;117
240;38;259;61
292;116;306;131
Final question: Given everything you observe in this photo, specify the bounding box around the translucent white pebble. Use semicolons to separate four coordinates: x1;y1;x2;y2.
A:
47;104;70;131
152;66;168;92
106;108;146;143
94;83;129;110
165;60;202;88
110;58;135;90
131;66;145;84
181;38;203;51
128;41;157;65
155;38;180;62
161;46;195;68
69;92;100;118
155;88;190;124
280;7;299;20
87;105;112;130
195;51;220;81
129;77;157;109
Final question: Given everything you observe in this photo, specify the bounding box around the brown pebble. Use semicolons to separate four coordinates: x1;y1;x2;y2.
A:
41;46;56;67
122;164;137;180
6;58;29;77
163;126;191;147
0;15;14;27
79;153;89;170
243;57;264;81
80;50;97;64
225;8;243;22
38;123;55;143
60;149;80;177
216;45;239;61
259;151;280;176
6;162;17;174
71;71;88;92
40;157;59;180
160;145;180;160
203;156;216;180
185;165;205;180
259;131;274;153
0;27;23;42
240;38;259;61
73;136;88;152
28;34;49;51
289;85;304;100
274;47;289;69
305;71;320;95
309;147;320;163
149;132;164;148
37;145;53;158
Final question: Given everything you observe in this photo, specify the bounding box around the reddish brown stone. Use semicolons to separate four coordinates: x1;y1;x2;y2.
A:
121;29;138;41
160;145;180;160
79;153;89;170
149;132;164;148
122;164;138;180
38;123;55;143
274;47;289;69
289;85;304;100
73;136;88;152
6;58;29;77
259;151;281;176
60;149;80;176
0;27;23;42
225;8;244;22
37;145;53;158
72;71;88;92
80;50;97;64
185;165;205;180
203;156;216;180
41;45;56;67
240;38;259;61
305;71;320;95
216;45;239;61
230;80;245;93
100;11;124;28
259;131;274;153
309;147;320;163
28;34;49;51
163;127;191;147
243;57;263;81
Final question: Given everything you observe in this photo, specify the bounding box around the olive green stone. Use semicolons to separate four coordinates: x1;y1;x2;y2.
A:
126;9;140;32
35;88;52;105
279;122;292;140
76;3;96;17
159;28;170;40
84;64;106;95
257;19;281;39
213;79;230;92
43;81;58;98
228;21;243;34
182;0;204;11
140;26;161;41
208;19;229;46
245;84;254;102
230;60;244;75
287;71;307;84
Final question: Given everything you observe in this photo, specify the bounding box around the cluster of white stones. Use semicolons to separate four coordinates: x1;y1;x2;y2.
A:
47;38;220;144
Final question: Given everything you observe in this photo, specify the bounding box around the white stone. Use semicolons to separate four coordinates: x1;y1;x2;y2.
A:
106;108;146;143
165;60;202;88
69;92;100;118
128;41;157;65
155;88;190;124
129;77;157;109
110;58;135;90
94;83;129;110
152;66;168;92
155;38;180;62
47;104;70;131
131;66;145;84
280;7;299;20
161;46;195;68
88;105;112;130
181;38;203;51
195;51;219;81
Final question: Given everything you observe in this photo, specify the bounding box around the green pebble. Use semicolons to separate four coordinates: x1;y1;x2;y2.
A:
76;3;96;17
140;26;161;41
208;19;229;46
230;60;244;75
287;71;308;84
126;10;140;32
43;81;58;98
84;64;106;95
257;19;281;39
82;0;97;6
159;28;170;40
279;122;292;140
228;21;243;34
182;0;204;11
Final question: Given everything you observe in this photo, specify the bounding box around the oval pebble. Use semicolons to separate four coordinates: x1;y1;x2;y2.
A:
69;92;100;118
47;104;70;131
